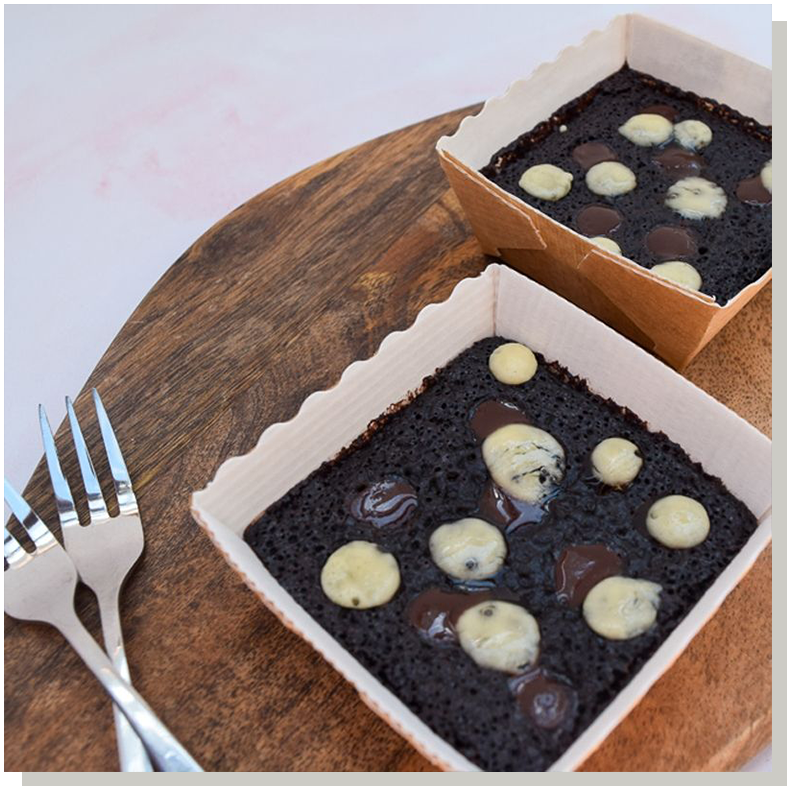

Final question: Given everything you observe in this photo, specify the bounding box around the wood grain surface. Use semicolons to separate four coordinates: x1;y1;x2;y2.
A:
4;105;772;773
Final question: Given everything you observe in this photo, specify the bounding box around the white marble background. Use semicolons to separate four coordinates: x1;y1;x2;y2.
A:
4;3;772;772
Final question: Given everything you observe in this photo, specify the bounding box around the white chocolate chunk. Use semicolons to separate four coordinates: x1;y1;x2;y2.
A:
586;161;636;196
456;600;540;673
665;177;727;220
591;236;622;255
583;576;662;640
518;164;573;201
482;423;565;504
489;342;538;385
320;541;400;609
651;261;703;291
429;518;506;580
673;119;713;151
761;160;772;193
618;113;673;146
591;437;643;487
645;495;710;549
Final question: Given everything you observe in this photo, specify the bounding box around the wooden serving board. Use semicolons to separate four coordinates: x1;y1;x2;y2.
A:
4;105;771;773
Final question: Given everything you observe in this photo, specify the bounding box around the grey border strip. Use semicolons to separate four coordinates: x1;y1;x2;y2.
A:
21;18;785;789
15;768;787;786
769;16;787;788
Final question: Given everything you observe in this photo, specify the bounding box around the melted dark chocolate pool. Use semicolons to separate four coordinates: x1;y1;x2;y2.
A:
575;204;624;237
510;670;578;730
555;544;623;607
645;225;698;260
478;481;550;533
653;146;705;178
469;400;530;441
736;175;771;205
349;478;418;528
572;142;617;170
407;588;497;643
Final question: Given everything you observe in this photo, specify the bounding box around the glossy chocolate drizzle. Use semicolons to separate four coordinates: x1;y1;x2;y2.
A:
572;142;617;170
645;225;699;260
555;544;623;607
349;478;418;529
653;146;705;178
575;204;624;237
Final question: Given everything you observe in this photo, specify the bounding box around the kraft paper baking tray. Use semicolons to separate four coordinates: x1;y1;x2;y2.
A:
436;14;772;371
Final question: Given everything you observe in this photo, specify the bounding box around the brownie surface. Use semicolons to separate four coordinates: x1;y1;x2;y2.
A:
480;66;772;305
244;337;757;771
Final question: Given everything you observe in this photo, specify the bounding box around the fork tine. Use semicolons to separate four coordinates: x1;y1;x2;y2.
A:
65;397;109;522
4;527;29;567
39;405;80;528
4;478;58;551
92;388;138;514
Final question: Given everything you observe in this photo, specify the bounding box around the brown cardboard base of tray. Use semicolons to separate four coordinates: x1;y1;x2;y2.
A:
3;105;771;772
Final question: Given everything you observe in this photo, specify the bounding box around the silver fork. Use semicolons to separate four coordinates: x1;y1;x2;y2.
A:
37;389;153;771
4;480;202;771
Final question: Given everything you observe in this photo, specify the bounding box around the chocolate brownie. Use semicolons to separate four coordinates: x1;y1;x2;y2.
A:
480;66;772;304
244;336;757;771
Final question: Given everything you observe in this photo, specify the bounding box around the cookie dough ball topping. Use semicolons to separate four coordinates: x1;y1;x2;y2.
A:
586;161;637;197
618;113;673;146
489;342;538;385
482;423;565;504
673;119;713;151
761;160;772;193
582;576;662;640
591;236;622;255
591;437;643;487
651;261;703;292
645;495;710;548
518;164;573;201
456;600;540;673
429;518;507;581
320;541;400;609
665;177;727;220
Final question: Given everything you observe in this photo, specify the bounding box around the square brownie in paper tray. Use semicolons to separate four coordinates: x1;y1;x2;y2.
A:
191;264;771;771
436;14;772;371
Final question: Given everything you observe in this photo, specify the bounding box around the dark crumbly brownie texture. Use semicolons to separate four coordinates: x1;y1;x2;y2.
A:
480;66;772;305
244;337;757;771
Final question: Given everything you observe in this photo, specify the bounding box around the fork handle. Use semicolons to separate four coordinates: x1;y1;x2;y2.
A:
54;613;203;772
97;588;154;772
